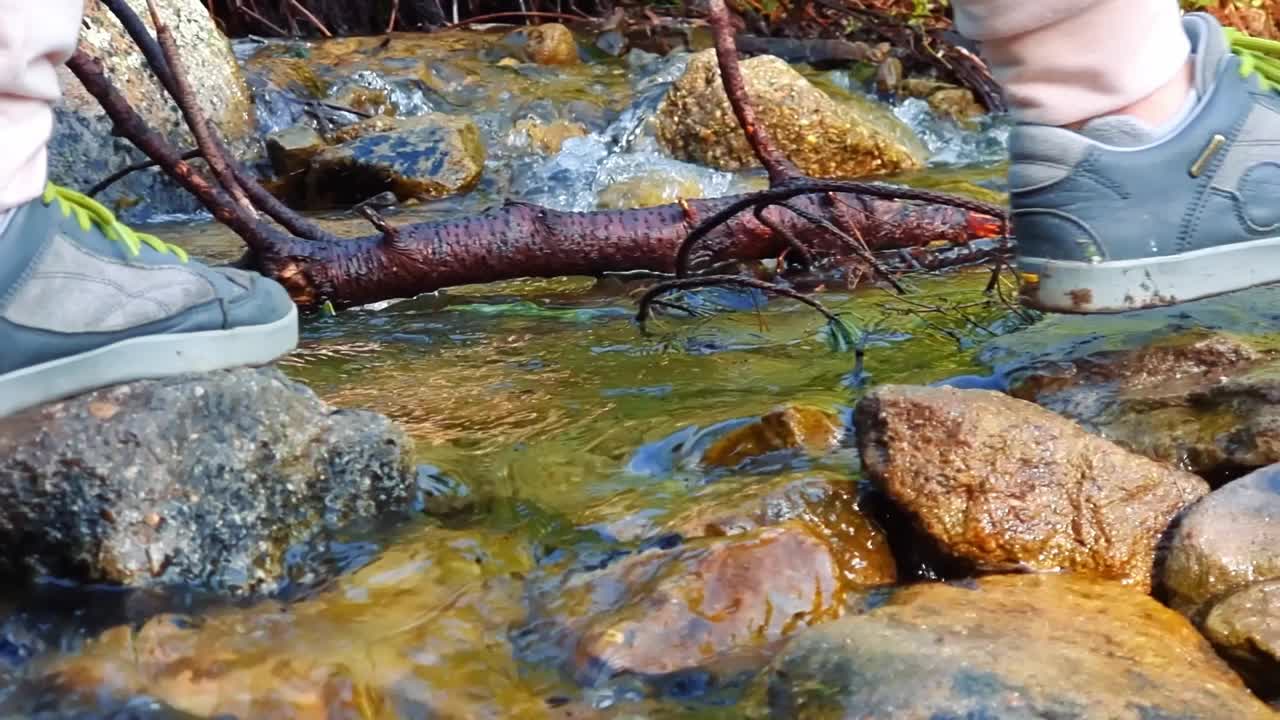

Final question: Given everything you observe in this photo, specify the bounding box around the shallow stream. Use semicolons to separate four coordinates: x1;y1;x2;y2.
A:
2;27;1035;718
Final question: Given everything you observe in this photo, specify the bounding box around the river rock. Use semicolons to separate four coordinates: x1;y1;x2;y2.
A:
0;368;416;595
265;124;326;177
1004;330;1280;482
305;114;485;208
501;23;581;65
764;573;1272;719
654;49;925;179
1203;579;1280;696
701;405;845;469
52;0;256;221
1161;464;1280;616
855;385;1208;590
528;510;893;685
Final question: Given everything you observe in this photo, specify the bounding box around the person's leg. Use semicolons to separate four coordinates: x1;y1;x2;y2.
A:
952;0;1192;128
0;0;298;417
0;0;84;217
953;1;1280;313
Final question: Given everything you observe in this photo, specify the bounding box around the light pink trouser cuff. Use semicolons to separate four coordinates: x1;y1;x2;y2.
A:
952;0;1191;126
0;0;84;211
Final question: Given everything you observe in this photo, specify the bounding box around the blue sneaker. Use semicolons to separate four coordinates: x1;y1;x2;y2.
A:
1012;13;1280;313
0;184;298;416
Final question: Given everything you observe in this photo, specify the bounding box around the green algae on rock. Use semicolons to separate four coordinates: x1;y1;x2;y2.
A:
306;114;486;207
655;49;926;179
762;574;1273;719
856;385;1208;590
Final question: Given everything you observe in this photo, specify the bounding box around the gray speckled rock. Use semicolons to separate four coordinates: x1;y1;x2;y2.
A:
0;368;417;595
51;0;257;222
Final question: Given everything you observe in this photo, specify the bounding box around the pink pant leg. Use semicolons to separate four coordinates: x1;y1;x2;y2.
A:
0;0;85;211
952;0;1191;126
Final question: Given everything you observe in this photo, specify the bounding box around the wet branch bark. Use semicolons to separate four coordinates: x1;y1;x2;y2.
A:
73;0;1008;313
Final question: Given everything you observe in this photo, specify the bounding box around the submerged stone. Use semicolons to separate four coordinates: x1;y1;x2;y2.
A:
0;368;416;594
306;114;485;207
655;49;925;179
538;522;852;683
855;385;1208;590
701;405;845;469
763;574;1271;719
1160;464;1280;691
11;527;553;718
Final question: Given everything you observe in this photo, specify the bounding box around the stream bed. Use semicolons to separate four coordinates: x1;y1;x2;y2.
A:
12;24;1272;720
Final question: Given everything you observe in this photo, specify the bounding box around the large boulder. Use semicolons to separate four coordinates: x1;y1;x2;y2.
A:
52;0;257;220
654;49;925;179
855;385;1208;590
0;368;417;595
763;574;1272;719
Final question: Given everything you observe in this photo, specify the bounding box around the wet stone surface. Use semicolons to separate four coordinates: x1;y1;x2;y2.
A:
655;49;926;179
0;368;417;595
856;384;1208;590
763;573;1274;719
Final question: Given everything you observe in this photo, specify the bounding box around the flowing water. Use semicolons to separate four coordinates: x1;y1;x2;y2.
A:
0;28;1023;718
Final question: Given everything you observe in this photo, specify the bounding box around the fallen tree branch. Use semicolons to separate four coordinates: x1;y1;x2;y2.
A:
75;0;1010;325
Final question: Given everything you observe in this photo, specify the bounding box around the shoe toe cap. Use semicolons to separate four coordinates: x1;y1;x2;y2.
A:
214;267;298;328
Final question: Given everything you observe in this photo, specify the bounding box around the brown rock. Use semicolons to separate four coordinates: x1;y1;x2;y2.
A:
535;521;858;681
1204;579;1280;696
856;385;1209;590
501;23;580;65
662;472;898;589
1160;464;1280;617
765;573;1273;719
655;49;925;179
701;405;844;468
265;124;326;177
1006;330;1280;481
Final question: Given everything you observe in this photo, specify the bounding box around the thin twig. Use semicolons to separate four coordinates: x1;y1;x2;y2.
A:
444;9;589;27
673;179;1007;277
775;200;907;293
635;275;843;330
706;0;800;185
87;149;201;198
288;0;333;36
103;0;342;244
387;0;400;32
146;0;256;216
66;50;279;254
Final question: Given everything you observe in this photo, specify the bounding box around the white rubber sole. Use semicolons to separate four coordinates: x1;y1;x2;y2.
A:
1018;234;1280;314
0;306;299;417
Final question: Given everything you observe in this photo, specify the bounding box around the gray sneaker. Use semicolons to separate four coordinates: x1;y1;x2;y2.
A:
1012;12;1280;313
0;184;298;416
